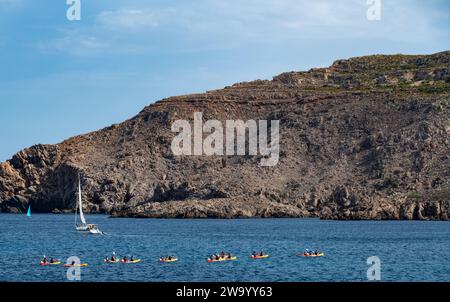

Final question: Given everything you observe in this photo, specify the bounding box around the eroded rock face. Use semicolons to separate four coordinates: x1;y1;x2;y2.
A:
1;51;450;219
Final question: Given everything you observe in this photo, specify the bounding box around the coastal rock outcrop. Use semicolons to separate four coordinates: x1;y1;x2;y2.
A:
1;51;449;219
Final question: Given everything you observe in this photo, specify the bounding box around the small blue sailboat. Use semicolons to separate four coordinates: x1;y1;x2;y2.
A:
27;206;31;218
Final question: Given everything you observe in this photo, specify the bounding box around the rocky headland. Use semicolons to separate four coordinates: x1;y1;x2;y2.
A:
1;51;449;219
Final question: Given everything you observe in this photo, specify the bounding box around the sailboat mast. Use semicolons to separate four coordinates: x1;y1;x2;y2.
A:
78;176;82;209
75;176;79;226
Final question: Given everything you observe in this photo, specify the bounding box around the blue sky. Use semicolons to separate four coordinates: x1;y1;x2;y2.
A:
0;0;449;162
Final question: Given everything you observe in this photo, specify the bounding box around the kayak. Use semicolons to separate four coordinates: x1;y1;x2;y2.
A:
121;259;141;264
160;258;178;263
63;263;89;267
300;253;325;257
250;255;269;259
40;261;61;266
104;259;120;263
208;256;237;263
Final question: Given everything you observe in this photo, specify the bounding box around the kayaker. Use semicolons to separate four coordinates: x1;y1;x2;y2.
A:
41;256;48;264
259;251;264;257
122;256;128;263
50;258;56;264
130;256;135;262
252;251;257;257
71;260;76;266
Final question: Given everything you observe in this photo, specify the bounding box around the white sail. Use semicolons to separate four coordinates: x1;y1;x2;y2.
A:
78;177;87;225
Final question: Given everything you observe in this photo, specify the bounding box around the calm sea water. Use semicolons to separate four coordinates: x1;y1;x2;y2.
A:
0;214;449;282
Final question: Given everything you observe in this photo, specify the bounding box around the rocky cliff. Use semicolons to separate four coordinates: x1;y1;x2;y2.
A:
1;51;450;219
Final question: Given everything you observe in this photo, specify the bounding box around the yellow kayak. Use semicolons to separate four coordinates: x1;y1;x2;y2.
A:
250;255;269;259
121;259;141;264
300;253;325;258
208;256;237;263
160;258;178;263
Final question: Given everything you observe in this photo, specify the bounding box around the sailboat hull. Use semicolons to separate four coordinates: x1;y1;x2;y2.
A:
89;228;103;234
76;226;89;231
76;224;102;234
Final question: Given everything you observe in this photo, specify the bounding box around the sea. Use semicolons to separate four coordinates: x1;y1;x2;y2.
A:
0;214;449;282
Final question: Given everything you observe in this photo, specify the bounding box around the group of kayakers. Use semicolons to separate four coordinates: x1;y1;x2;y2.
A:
160;256;177;262
104;252;137;263
303;249;323;256
41;248;325;265
252;251;267;257
40;256;59;264
209;251;234;261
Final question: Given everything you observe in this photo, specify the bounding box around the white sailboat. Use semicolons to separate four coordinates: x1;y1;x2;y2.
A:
75;176;103;235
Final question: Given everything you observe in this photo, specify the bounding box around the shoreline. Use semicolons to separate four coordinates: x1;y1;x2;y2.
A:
2;212;449;221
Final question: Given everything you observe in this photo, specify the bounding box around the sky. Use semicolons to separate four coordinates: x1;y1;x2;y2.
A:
0;0;449;162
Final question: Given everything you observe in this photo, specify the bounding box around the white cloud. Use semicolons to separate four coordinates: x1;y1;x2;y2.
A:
97;9;167;30
35;30;106;56
36;0;449;56
91;0;443;42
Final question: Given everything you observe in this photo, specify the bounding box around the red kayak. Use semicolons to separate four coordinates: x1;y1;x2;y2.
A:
40;261;61;266
63;263;88;267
